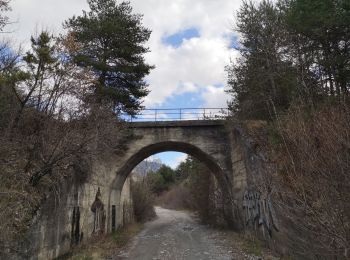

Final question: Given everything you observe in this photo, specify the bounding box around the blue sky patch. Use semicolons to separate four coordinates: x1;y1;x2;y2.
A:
160;91;204;109
230;35;240;49
162;27;200;48
154;152;187;169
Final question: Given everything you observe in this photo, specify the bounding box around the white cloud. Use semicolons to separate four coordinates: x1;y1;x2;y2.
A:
7;0;242;108
7;0;88;47
143;36;236;106
168;153;187;169
201;85;229;108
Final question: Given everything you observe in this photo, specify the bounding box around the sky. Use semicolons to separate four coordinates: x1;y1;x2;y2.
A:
143;152;188;170
6;0;242;169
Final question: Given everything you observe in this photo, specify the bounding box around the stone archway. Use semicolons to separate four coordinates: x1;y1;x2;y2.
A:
111;141;230;193
106;120;240;231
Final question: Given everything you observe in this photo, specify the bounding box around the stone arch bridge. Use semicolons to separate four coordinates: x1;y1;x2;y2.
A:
108;120;247;229
26;119;254;260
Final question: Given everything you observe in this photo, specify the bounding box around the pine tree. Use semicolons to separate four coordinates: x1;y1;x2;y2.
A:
22;32;59;111
65;0;153;114
226;0;298;120
285;0;350;98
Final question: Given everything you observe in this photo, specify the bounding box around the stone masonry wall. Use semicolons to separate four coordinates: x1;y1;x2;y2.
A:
228;123;290;256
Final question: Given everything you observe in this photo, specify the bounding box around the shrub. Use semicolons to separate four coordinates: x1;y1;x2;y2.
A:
155;182;193;210
274;103;350;258
131;179;156;223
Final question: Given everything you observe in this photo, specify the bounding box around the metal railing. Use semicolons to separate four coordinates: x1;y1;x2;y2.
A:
122;108;230;122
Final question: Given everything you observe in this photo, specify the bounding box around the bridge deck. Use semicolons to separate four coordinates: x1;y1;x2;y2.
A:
128;120;227;128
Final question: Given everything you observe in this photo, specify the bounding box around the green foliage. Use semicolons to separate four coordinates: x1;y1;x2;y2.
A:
227;0;299;120
285;0;350;97
64;0;153;113
175;157;193;181
146;165;176;195
158;165;175;183
21;31;60;110
24;32;58;67
170;156;224;225
185;157;213;223
227;0;350;120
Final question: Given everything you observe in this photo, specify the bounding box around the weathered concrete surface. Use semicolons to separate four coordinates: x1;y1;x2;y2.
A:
21;172;134;260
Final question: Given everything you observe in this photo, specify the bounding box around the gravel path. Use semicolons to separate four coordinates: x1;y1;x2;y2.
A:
112;207;265;260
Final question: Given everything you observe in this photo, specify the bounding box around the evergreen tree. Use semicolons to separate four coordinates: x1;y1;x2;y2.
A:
175;157;193;181
285;0;350;98
227;0;350;120
65;0;153;114
226;0;298;120
22;32;59;111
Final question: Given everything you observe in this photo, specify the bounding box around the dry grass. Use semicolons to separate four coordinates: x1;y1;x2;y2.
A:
56;222;143;260
272;103;350;258
237;102;350;259
219;230;284;260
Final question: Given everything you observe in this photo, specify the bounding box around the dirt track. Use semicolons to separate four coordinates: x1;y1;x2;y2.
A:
114;207;265;260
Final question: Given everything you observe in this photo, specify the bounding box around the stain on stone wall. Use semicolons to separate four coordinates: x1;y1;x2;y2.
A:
71;206;83;245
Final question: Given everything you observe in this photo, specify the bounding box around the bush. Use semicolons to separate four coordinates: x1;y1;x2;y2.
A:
274;103;350;258
155;182;193;210
131;179;156;223
156;156;227;226
146;165;176;195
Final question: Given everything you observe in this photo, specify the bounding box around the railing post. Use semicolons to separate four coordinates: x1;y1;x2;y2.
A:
155;109;157;122
180;109;182;120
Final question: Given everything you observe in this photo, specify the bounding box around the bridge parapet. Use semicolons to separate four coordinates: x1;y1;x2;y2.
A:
122;108;229;122
128;119;227;128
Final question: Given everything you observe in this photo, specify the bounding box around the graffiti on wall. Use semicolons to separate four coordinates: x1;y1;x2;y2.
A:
91;187;106;234
243;190;279;237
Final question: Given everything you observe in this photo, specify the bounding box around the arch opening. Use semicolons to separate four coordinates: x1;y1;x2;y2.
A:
110;141;230;194
107;140;236;231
